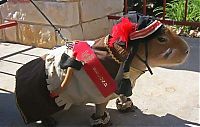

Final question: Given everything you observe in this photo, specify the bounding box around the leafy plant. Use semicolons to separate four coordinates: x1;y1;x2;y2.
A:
153;0;200;32
187;0;200;22
154;0;200;22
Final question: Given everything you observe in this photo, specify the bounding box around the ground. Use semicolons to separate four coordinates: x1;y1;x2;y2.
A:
0;37;199;127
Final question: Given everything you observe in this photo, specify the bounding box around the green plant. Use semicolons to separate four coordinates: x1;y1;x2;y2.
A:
187;0;200;22
154;0;200;22
153;0;200;32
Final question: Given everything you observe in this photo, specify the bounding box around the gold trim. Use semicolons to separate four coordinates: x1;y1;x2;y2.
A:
104;35;122;64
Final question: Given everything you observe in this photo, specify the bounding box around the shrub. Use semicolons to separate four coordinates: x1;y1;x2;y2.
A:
154;0;200;22
153;0;200;33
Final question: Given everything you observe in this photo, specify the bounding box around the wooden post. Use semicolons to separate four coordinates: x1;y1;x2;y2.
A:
143;0;147;15
163;0;166;20
124;0;128;14
184;0;188;21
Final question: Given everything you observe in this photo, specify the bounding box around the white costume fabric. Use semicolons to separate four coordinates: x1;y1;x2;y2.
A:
45;42;118;110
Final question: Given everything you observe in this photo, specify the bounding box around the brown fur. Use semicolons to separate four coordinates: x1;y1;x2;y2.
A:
95;27;189;125
131;27;189;69
17;27;189;126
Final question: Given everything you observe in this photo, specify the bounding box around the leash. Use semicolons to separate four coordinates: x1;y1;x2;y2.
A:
29;0;69;44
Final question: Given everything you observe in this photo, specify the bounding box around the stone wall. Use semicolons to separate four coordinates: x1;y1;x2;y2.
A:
0;0;124;48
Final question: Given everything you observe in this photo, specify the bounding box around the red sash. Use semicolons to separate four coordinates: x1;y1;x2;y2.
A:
73;41;117;97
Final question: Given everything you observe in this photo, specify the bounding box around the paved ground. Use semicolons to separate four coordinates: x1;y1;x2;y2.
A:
0;37;199;127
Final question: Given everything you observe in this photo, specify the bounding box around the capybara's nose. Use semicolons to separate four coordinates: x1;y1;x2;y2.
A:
185;50;189;54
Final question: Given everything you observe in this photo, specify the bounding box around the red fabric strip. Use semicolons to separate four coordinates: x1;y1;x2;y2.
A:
73;41;117;97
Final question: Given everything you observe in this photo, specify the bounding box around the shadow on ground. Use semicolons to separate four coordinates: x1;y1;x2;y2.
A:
0;92;199;127
0;92;25;127
54;105;200;127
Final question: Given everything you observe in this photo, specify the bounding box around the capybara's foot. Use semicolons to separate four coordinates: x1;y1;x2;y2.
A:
116;98;138;113
90;111;112;127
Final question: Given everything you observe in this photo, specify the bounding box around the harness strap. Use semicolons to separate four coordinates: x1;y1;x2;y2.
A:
136;42;153;75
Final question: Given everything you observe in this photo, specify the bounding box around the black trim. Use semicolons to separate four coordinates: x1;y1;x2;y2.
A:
59;53;83;70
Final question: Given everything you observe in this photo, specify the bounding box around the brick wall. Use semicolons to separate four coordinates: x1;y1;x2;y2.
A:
0;0;124;48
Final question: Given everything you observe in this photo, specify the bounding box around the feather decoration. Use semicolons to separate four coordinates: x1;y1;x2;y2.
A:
109;17;138;47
